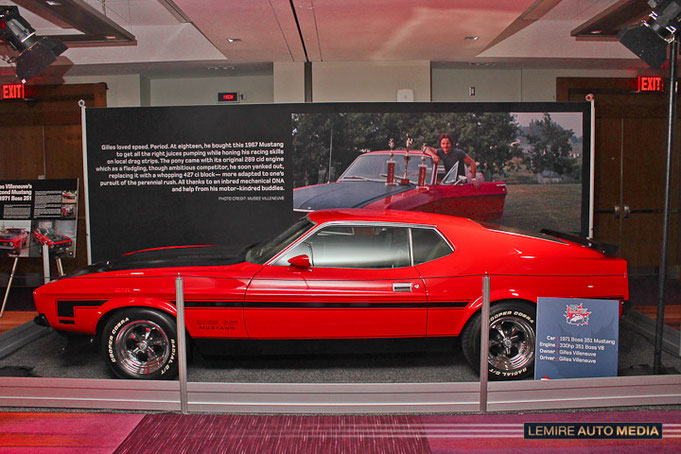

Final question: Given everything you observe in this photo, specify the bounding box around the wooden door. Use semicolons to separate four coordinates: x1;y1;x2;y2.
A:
559;79;680;273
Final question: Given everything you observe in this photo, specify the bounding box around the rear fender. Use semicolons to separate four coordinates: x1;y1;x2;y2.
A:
467;289;538;314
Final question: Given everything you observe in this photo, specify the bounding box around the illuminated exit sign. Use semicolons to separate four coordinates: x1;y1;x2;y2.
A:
218;92;239;102
637;76;664;92
1;83;25;100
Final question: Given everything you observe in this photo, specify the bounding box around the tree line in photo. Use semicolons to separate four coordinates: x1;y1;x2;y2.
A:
291;112;580;187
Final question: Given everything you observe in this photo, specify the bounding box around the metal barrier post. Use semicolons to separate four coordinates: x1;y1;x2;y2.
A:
479;274;491;413
175;274;188;414
41;244;50;284
0;257;19;318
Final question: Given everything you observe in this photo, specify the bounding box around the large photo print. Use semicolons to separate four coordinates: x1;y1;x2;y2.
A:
291;110;585;234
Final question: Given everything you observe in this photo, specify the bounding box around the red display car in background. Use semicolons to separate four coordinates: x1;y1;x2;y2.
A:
293;150;507;221
0;228;28;255
33;209;628;380
32;227;73;255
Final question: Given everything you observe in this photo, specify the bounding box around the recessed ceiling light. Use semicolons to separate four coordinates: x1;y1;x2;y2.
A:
46;1;62;6
464;36;479;41
590;30;602;34
227;38;241;43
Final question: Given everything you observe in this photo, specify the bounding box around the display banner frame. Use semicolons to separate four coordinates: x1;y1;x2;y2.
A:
82;102;591;265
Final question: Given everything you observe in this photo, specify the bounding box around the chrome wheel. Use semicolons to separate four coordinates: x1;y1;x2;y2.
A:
488;314;535;372
114;320;171;376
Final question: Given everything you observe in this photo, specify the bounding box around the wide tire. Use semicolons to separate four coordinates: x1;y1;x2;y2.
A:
101;308;178;380
460;301;536;380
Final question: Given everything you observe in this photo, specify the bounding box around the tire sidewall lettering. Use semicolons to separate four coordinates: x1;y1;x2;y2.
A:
160;339;176;375
107;316;130;364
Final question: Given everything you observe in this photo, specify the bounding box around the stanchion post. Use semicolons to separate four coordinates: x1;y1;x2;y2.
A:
175;274;188;414
0;257;19;318
479;274;491;413
41;244;50;284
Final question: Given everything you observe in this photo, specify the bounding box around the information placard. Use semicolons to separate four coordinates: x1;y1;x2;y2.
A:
535;297;619;380
0;179;79;258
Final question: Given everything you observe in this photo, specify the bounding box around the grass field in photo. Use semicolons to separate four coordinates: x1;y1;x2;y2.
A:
499;183;582;234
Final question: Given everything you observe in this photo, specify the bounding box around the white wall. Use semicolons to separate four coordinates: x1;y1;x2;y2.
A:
64;74;143;107
432;67;638;102
149;75;274;106
274;62;306;103
432;68;522;102
312;61;431;102
63;65;641;107
519;68;637;101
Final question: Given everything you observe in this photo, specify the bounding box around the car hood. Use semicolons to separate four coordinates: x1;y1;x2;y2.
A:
293;181;414;211
67;245;247;277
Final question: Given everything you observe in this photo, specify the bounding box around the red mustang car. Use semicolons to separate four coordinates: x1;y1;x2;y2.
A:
32;228;73;255
0;228;28;254
33;209;628;380
293;150;507;221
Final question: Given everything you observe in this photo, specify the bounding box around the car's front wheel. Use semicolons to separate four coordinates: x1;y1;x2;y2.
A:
101;308;178;380
460;301;536;380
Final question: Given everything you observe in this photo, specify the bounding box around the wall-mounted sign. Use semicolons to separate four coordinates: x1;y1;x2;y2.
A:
637;76;664;92
218;92;239;102
535;297;619;380
1;83;24;100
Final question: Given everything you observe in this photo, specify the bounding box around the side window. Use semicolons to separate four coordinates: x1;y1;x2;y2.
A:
274;225;411;269
411;228;452;264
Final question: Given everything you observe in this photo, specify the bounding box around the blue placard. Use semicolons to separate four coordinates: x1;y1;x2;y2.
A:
535;297;619;380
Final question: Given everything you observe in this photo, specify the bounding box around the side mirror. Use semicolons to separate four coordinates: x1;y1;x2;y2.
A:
288;254;311;268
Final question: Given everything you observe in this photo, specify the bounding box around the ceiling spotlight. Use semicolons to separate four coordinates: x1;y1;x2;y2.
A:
618;0;681;68
227;38;241;43
464;36;479;41
0;6;67;83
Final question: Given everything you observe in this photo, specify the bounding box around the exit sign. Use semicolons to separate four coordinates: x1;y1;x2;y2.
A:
218;92;239;102
1;83;25;100
637;76;664;92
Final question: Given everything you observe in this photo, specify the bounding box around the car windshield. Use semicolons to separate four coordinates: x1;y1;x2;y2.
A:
338;153;435;184
245;217;314;264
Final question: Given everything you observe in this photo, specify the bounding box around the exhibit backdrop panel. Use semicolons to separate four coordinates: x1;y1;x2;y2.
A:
84;103;590;263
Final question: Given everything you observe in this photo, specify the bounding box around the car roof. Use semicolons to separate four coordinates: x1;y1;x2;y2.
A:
306;208;477;229
364;149;429;156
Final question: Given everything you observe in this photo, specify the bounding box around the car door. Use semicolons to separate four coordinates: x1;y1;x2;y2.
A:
244;223;427;339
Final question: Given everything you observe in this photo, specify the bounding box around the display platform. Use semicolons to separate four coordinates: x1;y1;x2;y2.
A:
0;311;678;383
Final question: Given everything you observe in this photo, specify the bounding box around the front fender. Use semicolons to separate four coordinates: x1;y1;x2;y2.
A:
92;297;177;335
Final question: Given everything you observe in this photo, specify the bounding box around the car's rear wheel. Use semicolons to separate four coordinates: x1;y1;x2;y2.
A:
460;301;536;380
102;309;178;380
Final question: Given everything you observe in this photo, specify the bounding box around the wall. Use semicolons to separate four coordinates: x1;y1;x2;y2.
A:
149;75;274;106
62;66;639;107
63;74;144;107
432;67;637;103
312;61;431;102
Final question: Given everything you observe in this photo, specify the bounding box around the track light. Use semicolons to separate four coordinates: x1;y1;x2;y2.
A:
0;6;67;83
618;0;681;68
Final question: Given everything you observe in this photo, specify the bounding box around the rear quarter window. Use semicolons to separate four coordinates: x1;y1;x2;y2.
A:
412;228;452;264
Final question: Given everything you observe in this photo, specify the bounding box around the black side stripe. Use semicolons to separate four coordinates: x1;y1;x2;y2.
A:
175;301;469;309
174;301;243;308
57;300;106;317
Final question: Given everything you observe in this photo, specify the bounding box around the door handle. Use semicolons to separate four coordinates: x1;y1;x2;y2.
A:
614;205;631;219
392;282;412;292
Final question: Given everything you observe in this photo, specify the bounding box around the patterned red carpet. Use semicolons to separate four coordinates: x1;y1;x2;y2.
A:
0;410;680;453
